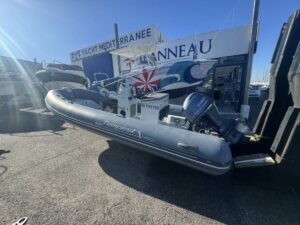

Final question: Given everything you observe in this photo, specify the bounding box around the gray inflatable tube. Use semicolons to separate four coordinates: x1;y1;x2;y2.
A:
45;88;232;175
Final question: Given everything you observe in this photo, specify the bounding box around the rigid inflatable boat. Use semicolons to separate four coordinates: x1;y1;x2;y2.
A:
45;77;255;175
35;63;90;92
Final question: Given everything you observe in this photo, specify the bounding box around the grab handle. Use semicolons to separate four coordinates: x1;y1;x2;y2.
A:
177;142;198;152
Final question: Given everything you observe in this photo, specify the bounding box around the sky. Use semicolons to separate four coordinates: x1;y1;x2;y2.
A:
0;0;300;80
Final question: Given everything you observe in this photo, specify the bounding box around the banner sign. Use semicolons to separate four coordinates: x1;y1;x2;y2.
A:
120;25;252;71
70;26;156;62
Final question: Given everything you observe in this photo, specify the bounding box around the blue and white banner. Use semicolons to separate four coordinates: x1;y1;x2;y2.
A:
119;25;252;71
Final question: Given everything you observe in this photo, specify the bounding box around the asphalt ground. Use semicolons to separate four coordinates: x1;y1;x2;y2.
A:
1;97;300;225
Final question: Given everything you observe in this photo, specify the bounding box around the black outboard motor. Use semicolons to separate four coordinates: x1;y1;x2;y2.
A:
183;92;243;144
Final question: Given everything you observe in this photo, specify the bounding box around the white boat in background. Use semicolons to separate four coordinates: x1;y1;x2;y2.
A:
0;72;44;112
35;63;90;92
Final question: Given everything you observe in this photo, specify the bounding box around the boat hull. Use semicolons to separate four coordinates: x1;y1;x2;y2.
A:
35;70;89;91
45;89;232;175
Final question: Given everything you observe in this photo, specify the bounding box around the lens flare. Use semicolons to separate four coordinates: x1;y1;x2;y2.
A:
0;27;44;131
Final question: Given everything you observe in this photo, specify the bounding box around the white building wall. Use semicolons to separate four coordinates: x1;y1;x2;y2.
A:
115;25;251;74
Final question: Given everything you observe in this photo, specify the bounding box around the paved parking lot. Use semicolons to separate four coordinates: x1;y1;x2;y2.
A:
0;110;300;225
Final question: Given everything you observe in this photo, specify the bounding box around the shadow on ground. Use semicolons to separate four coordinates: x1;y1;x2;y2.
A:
99;140;300;225
0;150;10;177
0;108;65;133
0;149;11;157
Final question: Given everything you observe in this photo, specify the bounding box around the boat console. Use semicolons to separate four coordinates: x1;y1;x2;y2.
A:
113;77;249;144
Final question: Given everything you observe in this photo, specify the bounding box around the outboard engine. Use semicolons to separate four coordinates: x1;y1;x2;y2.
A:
183;92;243;144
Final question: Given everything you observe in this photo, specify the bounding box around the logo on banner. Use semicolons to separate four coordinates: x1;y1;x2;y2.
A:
132;68;159;92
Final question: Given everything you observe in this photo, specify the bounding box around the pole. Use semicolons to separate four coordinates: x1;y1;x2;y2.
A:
114;23;121;75
241;0;260;118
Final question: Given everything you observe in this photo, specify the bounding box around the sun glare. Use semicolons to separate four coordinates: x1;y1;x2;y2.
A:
0;27;44;126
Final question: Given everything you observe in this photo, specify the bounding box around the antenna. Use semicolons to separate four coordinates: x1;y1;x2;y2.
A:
114;23;121;76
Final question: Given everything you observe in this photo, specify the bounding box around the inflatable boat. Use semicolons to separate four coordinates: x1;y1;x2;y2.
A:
35;63;90;92
45;77;256;175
